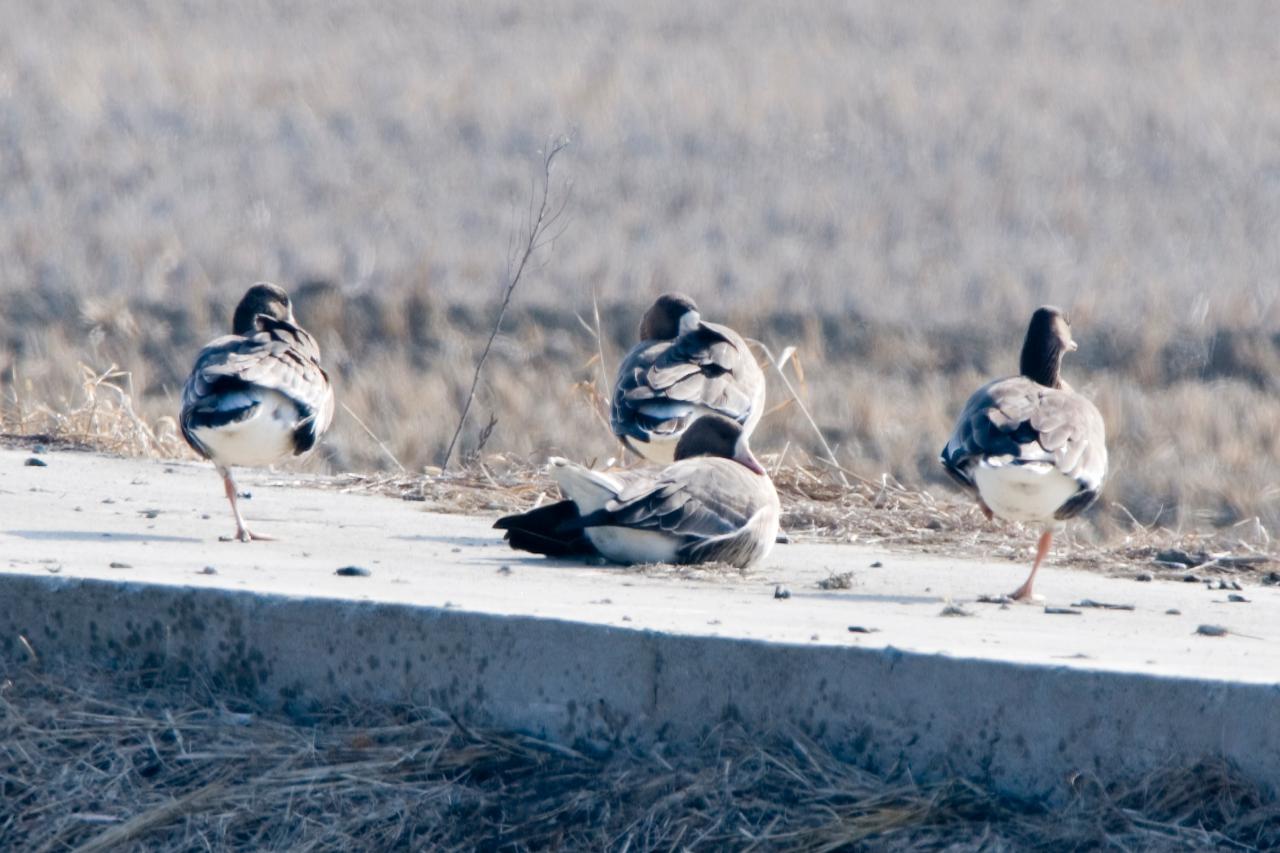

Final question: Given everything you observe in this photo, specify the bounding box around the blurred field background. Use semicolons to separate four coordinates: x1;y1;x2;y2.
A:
2;0;1280;538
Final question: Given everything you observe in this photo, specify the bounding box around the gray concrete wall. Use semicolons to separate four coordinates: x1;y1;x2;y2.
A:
5;573;1278;802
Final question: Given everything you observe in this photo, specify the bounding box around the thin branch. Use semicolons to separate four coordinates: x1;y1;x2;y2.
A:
748;339;850;488
340;402;405;473
440;137;570;470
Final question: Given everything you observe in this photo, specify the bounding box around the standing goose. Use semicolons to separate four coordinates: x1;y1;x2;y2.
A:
611;293;766;463
496;414;780;568
940;306;1107;601
180;283;335;542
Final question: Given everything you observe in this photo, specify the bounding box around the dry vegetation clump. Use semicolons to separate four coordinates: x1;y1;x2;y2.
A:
314;448;1278;582
1;362;188;459
2;663;1278;852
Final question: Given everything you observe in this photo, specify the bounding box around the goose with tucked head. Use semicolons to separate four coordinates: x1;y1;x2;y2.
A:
496;414;779;568
611;293;766;463
940;306;1107;601
181;283;335;542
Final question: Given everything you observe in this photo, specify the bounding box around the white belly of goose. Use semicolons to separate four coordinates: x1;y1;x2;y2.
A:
190;390;300;468
585;526;682;565
973;458;1080;524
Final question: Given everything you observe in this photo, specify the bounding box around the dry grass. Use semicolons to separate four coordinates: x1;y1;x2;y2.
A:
2;662;1278;852
1;362;188;460
2;0;1280;536
313;448;1278;583
2;355;1276;582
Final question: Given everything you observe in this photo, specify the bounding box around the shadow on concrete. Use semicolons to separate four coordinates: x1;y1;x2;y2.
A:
391;534;503;548
790;591;945;606
6;530;203;544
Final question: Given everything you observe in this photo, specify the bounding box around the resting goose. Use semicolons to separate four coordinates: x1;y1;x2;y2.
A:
496;414;780;568
940;306;1107;601
611;293;766;463
180;283;335;542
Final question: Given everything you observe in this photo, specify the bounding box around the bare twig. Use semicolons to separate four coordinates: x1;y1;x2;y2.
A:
440;137;570;470
465;412;500;466
590;287;612;403
573;285;614;421
339;402;406;474
749;340;850;488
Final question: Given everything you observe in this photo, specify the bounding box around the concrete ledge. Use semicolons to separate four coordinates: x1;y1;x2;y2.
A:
6;573;1279;802
4;447;1280;802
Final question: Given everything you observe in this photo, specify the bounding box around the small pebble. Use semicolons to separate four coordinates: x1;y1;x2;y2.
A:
1165;608;1181;615
198;566;217;575
23;457;46;467
1182;574;1199;583
939;604;973;617
1195;624;1229;637
33;443;48;453
847;625;880;634
1072;599;1136;611
109;562;132;569
773;585;791;600
1227;594;1249;603
140;509;160;519
1134;571;1153;582
497;565;512;575
1044;607;1082;615
335;566;371;577
869;561;884;568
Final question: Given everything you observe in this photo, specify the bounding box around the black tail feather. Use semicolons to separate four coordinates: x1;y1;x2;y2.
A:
494;501;596;558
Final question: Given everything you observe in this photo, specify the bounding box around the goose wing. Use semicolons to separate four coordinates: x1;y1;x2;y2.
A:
181;316;334;457
580;457;779;566
611;322;764;447
940;376;1107;517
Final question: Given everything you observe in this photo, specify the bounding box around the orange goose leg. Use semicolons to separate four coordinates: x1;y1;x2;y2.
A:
1009;529;1052;601
217;466;275;542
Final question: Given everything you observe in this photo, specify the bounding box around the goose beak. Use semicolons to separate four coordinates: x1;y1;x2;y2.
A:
736;447;767;476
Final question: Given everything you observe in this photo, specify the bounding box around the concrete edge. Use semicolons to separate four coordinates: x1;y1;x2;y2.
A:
3;572;1278;801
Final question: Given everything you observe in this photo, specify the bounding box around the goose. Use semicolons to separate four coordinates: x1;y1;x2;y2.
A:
940;306;1107;601
495;414;780;568
611;293;766;463
180;283;335;542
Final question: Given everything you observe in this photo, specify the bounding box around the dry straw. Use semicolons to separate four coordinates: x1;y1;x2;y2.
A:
1;663;1276;851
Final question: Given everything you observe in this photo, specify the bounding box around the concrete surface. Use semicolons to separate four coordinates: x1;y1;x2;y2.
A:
2;446;1278;800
